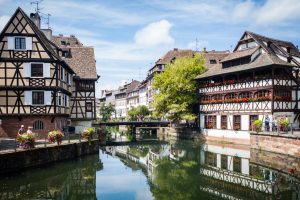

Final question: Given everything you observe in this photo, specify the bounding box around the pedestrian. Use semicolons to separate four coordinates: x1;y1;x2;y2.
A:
17;125;25;136
27;126;33;134
265;115;270;132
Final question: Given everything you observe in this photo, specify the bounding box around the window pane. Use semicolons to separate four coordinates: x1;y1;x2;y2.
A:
31;64;43;77
15;37;26;49
32;91;44;105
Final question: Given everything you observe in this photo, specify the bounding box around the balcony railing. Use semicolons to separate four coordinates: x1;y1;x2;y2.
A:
199;78;293;94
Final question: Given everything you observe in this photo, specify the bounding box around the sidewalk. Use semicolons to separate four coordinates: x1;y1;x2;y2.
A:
0;137;84;154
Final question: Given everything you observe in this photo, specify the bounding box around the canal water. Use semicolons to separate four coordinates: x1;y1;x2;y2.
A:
0;139;299;200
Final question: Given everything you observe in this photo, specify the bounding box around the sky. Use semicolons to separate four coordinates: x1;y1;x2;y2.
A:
0;0;300;97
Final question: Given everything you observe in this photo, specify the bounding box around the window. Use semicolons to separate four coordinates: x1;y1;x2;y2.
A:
205;152;217;167
86;102;92;112
249;115;258;131
64;95;68;106
209;59;217;64
233;156;242;173
58;95;62;106
205;115;216;129
240;92;252;98
221;115;227;129
233;115;241;130
61;67;64;80
31;64;43;77
32;91;44;105
15;37;26;50
255;90;269;97
61;41;66;45
33;120;44;130
221;155;227;169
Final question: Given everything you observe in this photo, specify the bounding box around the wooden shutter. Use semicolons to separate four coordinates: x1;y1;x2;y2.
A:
43;63;50;77
26;37;32;50
44;91;52;105
24;91;32;105
23;63;31;77
7;37;15;50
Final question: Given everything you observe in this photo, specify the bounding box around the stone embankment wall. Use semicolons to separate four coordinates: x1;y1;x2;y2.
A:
157;127;204;140
251;133;300;157
250;148;300;177
0;140;99;175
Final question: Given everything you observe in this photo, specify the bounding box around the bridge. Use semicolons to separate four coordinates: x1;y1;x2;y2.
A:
92;121;170;141
92;121;170;127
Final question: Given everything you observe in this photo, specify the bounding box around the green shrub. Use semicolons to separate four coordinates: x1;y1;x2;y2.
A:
253;120;263;133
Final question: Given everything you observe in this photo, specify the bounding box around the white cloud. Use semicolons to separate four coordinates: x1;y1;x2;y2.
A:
255;0;300;25
0;15;10;31
232;0;256;22
134;19;174;46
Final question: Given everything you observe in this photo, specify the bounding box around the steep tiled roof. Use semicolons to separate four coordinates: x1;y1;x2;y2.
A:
245;31;300;57
156;49;194;65
221;47;258;62
195;52;294;79
195;31;299;80
52;35;97;79
126;80;140;93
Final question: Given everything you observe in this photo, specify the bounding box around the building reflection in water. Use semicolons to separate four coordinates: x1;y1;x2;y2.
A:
106;140;300;200
0;154;102;200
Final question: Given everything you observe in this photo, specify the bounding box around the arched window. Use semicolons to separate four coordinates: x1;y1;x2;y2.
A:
33;120;44;130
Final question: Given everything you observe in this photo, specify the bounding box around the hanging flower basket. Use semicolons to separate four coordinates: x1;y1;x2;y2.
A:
253;120;263;133
48;130;64;145
81;128;95;145
16;132;36;149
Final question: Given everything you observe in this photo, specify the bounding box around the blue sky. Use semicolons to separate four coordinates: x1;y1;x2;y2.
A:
1;0;300;97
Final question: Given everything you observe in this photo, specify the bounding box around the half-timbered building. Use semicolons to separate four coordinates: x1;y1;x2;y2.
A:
52;34;98;132
0;8;75;137
195;31;300;143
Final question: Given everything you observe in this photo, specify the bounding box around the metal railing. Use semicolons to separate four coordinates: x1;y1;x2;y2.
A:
0;132;98;153
251;123;295;135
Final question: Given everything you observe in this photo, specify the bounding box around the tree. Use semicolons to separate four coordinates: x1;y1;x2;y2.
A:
99;103;115;122
127;105;150;121
152;54;206;122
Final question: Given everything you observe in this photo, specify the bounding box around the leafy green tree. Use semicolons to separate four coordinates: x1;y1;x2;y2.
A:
127;105;150;121
152;54;206;122
99;103;115;122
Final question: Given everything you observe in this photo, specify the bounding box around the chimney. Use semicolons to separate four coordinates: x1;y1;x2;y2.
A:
203;47;207;53
174;48;178;51
41;29;52;40
30;12;41;29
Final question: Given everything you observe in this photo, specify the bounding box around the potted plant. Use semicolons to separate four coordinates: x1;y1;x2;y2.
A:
253;120;263;133
17;132;36;149
48;130;64;145
81;127;95;144
233;124;240;131
279;119;289;132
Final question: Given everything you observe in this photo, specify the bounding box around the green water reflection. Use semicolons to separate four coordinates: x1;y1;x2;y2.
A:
0;139;299;200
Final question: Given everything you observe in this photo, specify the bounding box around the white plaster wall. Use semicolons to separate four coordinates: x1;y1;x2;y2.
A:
216;154;221;168
200;114;205;129
227;115;233;130
216;115;221;129
227;156;233;171
203;129;250;140
204;144;250;158
241;158;250;175
72;121;92;134
241;115;249;130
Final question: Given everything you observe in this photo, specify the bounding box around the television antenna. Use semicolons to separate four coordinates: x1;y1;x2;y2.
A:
195;38;199;51
30;0;43;13
41;13;51;29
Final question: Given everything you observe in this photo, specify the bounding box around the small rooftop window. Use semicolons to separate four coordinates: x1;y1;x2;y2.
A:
61;41;66;45
209;59;217;64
